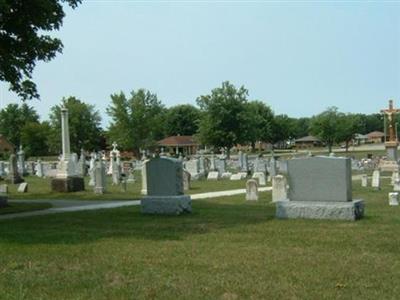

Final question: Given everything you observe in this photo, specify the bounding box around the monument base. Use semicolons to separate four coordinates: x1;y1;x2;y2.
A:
385;142;398;161
141;195;192;215
5;175;24;184
276;199;364;221
51;177;85;193
0;195;8;207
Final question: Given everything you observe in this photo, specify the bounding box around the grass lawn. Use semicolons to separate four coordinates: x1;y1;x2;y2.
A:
0;179;399;299
3;174;250;201
0;202;52;215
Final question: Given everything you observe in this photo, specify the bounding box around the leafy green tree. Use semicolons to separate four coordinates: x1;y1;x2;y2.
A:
336;113;362;152
165;104;200;136
310;107;340;153
293;117;311;138
272;114;297;146
243;100;274;149
0;103;39;148
49;97;102;153
0;0;81;100
107;89;166;154
197;81;249;157
20;121;52;157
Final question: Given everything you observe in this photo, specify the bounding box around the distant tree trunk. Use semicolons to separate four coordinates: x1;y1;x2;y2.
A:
345;140;350;152
328;143;332;153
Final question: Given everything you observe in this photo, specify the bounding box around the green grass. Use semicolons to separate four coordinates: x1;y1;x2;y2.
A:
2;174;249;201
0;180;399;299
0;202;52;215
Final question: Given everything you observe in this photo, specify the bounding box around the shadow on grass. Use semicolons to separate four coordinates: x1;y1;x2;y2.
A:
0;199;275;245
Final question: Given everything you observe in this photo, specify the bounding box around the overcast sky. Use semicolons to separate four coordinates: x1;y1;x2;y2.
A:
0;1;399;127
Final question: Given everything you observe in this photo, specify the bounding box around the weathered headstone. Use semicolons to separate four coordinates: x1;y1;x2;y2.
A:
112;162;121;185
252;172;266;186
141;159;149;195
6;154;24;184
371;170;380;190
221;172;232;179
77;149;87;177
276;156;364;221
17;145;27;176
36;160;44;178
246;179;258;201
17;182;28;193
242;153;249;172
216;158;227;175
127;169;135;183
230;173;242;181
388;192;399;206
0;184;8;194
394;180;400;192
268;157;277;177
361;174;368;187
272;175;288;202
94;160;107;194
183;169;191;191
391;171;399;186
207;171;220;180
141;157;191;215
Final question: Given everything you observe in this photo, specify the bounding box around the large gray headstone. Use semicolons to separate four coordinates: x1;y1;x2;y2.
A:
146;157;183;196
288;156;352;202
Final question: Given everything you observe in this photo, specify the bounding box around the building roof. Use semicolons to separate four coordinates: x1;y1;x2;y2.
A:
295;135;320;143
354;133;368;139
157;135;198;146
367;131;385;138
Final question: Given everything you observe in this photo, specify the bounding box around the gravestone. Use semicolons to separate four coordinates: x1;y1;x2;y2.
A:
36;160;44;178
77;149;87;177
361;174;368;187
0;185;7;208
391;171;399;186
278;160;288;174
221;172;232;179
127;169;135;183
94;160;107;194
216;158;227;175
183;170;191;191
268;157;277;177
230;173;242;181
141;159;149;195
388;192;399;206
207;171;220;180
88;152;96;186
112;162;121;185
141;157;191;215
17;145;27;176
6;154;24;184
371;170;380;190
252;172;266;186
276;156;364;221
241;153;249;172
246;179;258;201
393;180;400;192
0;184;8;194
272;175;288;202
17;182;28;193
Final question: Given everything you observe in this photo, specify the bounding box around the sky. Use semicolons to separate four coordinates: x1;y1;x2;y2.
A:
0;0;399;128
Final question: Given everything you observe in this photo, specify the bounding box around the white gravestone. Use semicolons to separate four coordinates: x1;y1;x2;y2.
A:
94;160;107;194
18;182;28;193
371;170;380;190
361;174;368;187
388;192;399;206
272;175;288;202
246;179;258;201
141;159;149;195
230;173;242;181
183;170;191;191
393;180;400;192
207;171;220;180
252;172;266;186
36;160;44;178
391;171;399;186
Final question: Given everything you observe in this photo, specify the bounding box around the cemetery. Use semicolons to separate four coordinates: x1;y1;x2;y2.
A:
0;2;399;299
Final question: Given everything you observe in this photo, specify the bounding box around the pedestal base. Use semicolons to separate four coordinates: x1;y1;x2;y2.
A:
385;142;398;161
0;195;8;207
276;199;364;221
51;177;85;193
141;195;192;215
379;160;399;172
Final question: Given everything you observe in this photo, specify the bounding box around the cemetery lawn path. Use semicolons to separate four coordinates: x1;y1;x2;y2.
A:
0;202;51;215
0;180;399;299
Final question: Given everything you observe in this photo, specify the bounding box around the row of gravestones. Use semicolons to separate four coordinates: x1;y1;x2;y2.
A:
139;155;365;221
361;170;400;206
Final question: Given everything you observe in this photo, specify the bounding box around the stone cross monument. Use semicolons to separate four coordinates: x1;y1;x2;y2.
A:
380;99;400;161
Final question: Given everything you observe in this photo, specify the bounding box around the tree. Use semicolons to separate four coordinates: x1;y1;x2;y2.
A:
271;114;297;147
49;97;102;153
20;121;52;157
336;113;362;152
310;107;340;153
0;103;39;147
0;0;81;100
197;81;249;156
107;89;166;155
243;100;274;149
165;104;200;136
293;117;311;138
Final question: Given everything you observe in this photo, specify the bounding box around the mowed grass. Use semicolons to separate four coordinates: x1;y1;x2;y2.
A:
0;179;399;299
3;174;249;201
0;202;52;215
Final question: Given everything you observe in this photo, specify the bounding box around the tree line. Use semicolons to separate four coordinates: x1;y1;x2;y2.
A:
0;81;385;158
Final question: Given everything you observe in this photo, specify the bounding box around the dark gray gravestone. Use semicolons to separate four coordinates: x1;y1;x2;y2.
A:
141;157;191;215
